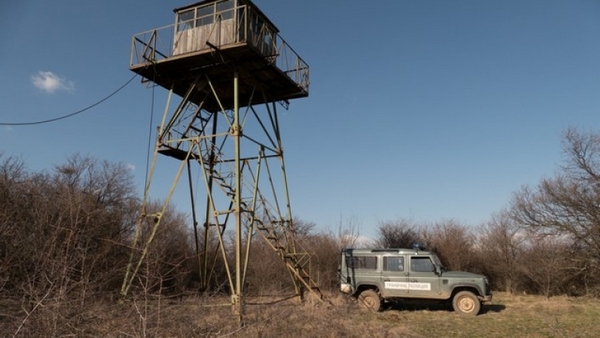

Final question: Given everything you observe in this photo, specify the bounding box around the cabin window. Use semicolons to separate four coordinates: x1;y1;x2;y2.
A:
177;9;195;31
217;0;234;20
197;5;214;26
350;256;377;270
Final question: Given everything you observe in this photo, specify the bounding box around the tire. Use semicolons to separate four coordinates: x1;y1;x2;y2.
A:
358;289;381;312
452;290;481;316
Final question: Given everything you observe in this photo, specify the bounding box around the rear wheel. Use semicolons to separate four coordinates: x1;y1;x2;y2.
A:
358;289;381;312
452;291;481;316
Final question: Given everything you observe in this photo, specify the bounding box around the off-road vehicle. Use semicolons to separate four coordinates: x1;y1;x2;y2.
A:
339;247;492;315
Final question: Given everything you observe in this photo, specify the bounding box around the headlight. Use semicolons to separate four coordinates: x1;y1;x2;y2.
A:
340;283;352;293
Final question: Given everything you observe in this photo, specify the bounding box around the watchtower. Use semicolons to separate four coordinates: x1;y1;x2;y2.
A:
120;0;320;317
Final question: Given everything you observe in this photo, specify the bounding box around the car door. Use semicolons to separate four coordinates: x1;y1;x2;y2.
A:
407;256;442;298
380;255;409;297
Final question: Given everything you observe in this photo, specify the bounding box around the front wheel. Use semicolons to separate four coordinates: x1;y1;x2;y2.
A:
358;289;381;312
452;291;481;316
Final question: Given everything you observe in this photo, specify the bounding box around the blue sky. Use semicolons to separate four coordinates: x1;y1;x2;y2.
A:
1;0;599;239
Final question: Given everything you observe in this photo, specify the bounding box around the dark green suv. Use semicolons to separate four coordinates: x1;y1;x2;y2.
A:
340;248;492;315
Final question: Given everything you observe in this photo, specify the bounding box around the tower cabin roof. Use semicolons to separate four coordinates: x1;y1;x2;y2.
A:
129;0;308;112
173;0;279;33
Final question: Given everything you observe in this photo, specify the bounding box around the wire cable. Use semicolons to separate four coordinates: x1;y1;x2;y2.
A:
0;73;138;126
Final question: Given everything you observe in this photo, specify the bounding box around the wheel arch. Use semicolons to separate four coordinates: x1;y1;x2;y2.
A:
353;283;381;297
450;284;484;299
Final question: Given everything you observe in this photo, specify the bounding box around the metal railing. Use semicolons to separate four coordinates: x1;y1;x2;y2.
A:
130;4;309;93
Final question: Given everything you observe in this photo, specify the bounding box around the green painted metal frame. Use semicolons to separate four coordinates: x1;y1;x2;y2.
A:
121;71;323;318
122;0;322;321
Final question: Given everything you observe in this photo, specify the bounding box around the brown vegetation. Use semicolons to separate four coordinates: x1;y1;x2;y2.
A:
2;292;599;337
1;128;600;336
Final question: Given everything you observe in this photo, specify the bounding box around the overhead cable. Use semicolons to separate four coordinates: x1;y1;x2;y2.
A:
0;74;138;126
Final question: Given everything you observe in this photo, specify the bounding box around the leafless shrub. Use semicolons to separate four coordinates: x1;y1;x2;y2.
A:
476;211;526;293
130;200;195;297
244;238;292;295
333;214;364;249
0;155;138;336
421;219;476;271
375;218;422;248
518;235;574;298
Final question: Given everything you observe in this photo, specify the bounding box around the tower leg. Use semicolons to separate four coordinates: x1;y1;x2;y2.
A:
233;71;244;320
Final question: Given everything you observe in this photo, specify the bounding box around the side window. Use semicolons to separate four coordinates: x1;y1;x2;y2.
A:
383;256;404;272
197;5;214;26
177;9;195;31
350;256;377;270
410;256;434;272
217;0;234;20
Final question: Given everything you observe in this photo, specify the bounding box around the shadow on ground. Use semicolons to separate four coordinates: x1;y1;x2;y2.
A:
384;300;506;314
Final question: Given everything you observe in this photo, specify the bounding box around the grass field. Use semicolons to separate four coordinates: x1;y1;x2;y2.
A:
2;292;600;337
217;292;600;338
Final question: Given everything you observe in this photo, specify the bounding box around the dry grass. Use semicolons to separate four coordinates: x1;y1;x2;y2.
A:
1;292;600;337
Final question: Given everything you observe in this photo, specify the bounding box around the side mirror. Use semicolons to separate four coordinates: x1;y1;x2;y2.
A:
435;266;442;276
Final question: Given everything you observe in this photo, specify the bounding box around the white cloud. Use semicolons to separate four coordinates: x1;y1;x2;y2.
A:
31;71;74;93
126;164;136;171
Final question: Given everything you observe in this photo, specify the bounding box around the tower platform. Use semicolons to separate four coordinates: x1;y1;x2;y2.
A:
129;0;309;112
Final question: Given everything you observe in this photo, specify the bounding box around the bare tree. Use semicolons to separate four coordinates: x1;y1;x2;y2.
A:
518;235;573;298
292;217;316;237
334;214;365;249
477;211;526;293
375;219;421;248
421;220;475;271
563;128;600;183
510;128;600;295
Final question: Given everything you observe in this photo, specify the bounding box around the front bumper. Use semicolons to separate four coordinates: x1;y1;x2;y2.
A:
480;294;492;303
